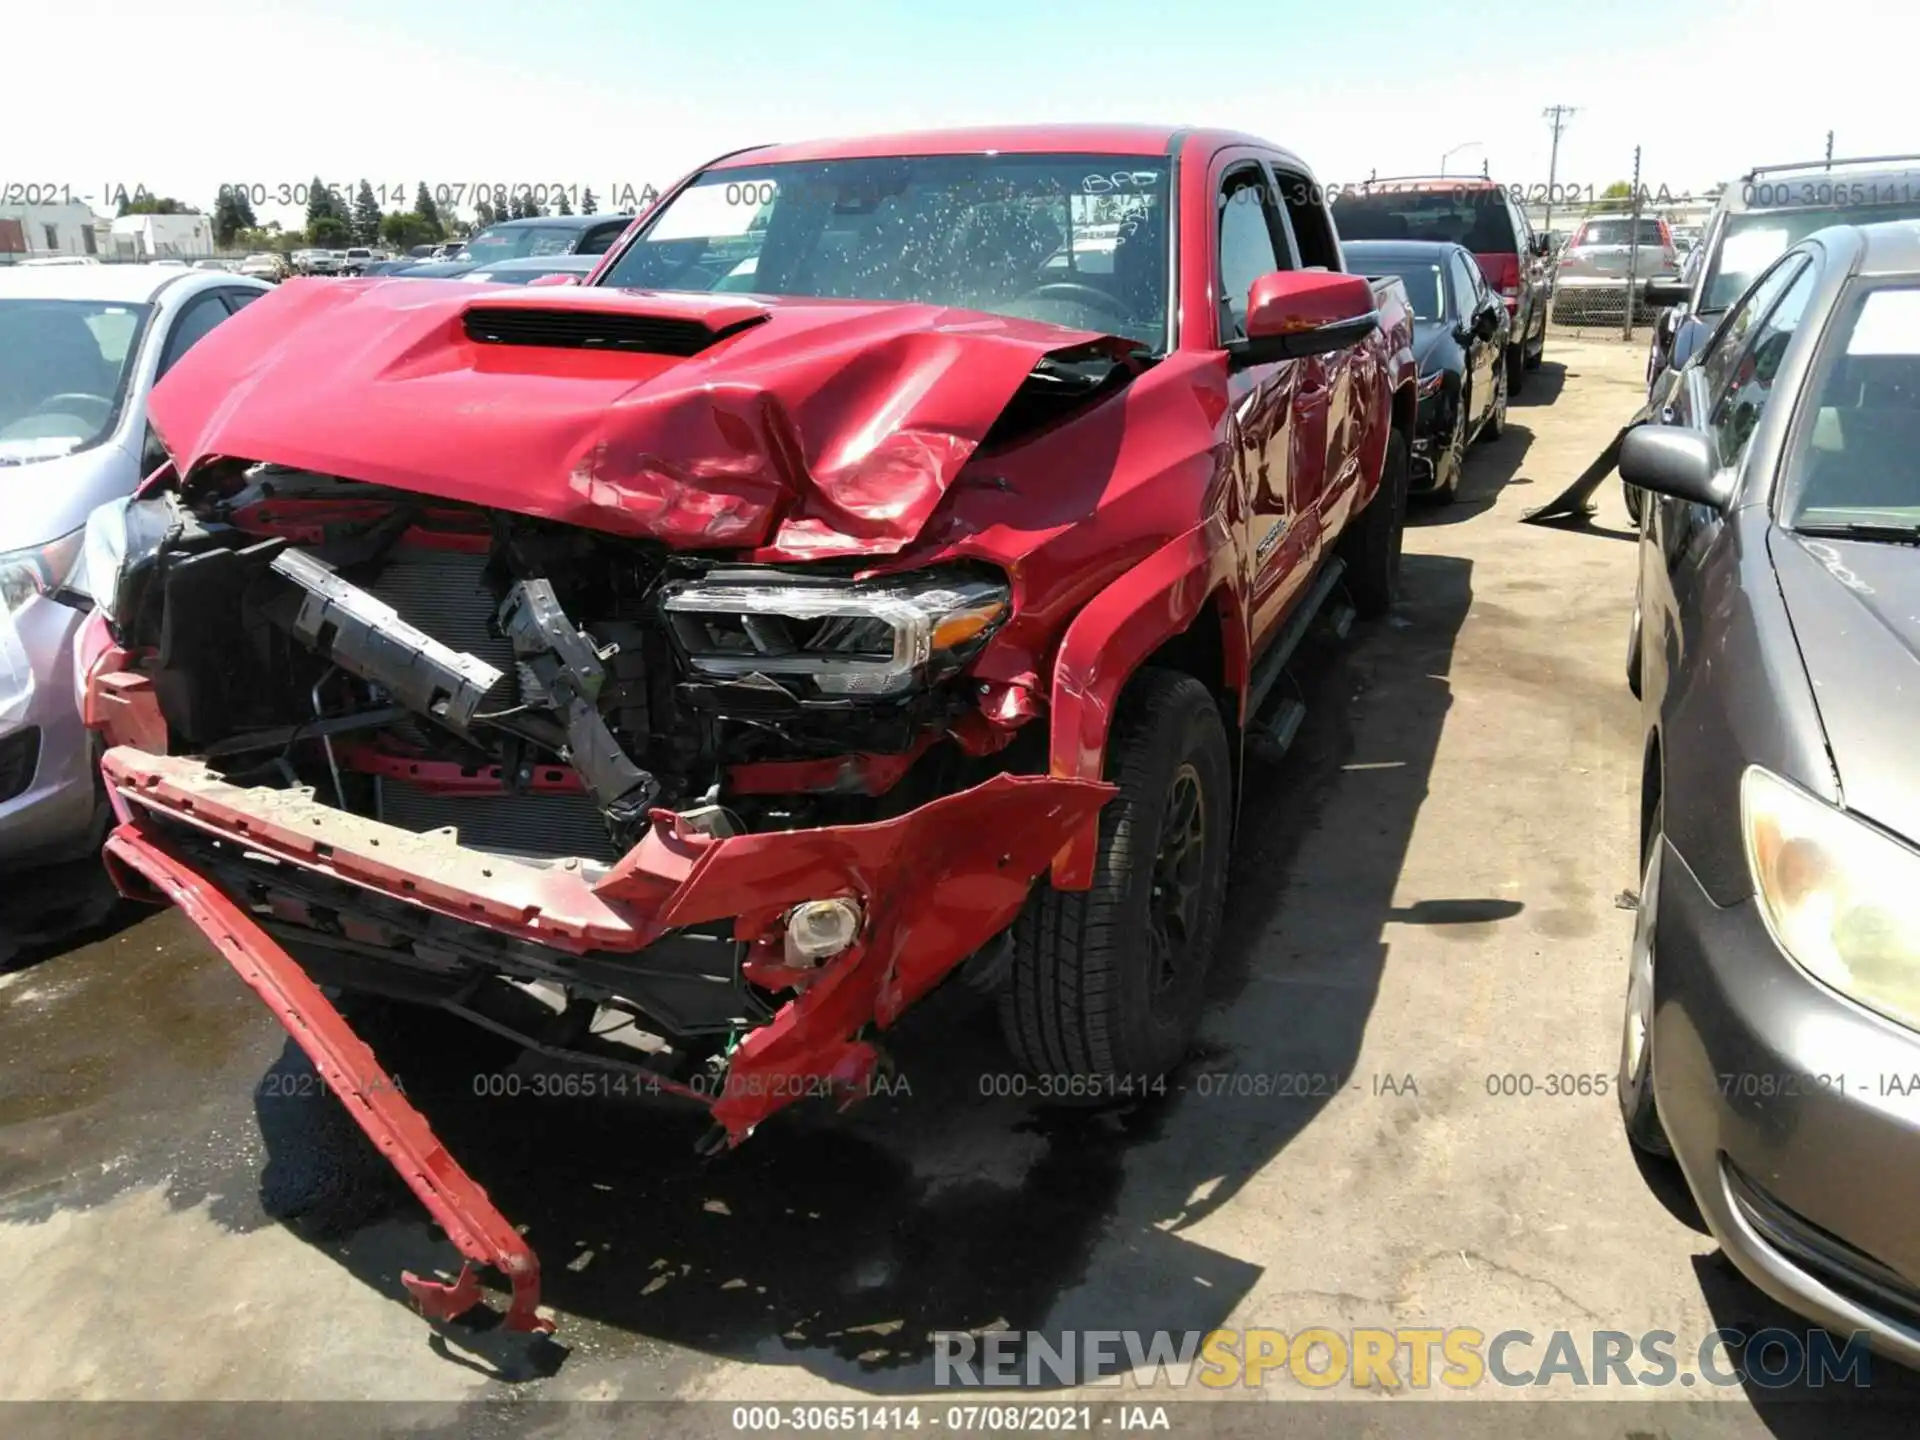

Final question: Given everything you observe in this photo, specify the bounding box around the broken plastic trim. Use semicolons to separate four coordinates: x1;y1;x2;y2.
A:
272;548;503;731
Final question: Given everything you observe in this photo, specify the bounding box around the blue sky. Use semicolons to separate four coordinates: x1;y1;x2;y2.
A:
18;0;1917;228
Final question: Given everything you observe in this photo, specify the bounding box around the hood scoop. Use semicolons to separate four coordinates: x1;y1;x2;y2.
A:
463;306;767;357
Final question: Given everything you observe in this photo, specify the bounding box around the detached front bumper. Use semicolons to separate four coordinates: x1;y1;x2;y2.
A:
99;746;1112;1333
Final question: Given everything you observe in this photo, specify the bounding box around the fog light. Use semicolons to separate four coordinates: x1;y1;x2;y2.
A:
785;898;863;965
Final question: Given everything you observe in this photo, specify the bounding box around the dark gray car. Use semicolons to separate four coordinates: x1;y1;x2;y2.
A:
1619;219;1920;1370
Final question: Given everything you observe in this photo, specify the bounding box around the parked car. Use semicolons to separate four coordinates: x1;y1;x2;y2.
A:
455;253;600;285
16;256;101;268
1553;213;1678;324
373;259;479;280
1619;218;1920;1371
238;253;291;283
457;212;635;264
78;123;1416;1335
1332;176;1551;391
0;264;269;869
291;249;338;276
1643;155;1920;396
1343;239;1509;501
340;247;378;275
356;259;422;277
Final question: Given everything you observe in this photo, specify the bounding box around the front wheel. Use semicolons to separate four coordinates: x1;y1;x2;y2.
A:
999;670;1231;1094
1478;357;1508;444
1618;798;1671;1155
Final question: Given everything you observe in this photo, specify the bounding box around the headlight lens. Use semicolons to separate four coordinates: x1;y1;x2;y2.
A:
0;528;85;617
1418;370;1445;398
1743;765;1920;1032
661;568;1010;698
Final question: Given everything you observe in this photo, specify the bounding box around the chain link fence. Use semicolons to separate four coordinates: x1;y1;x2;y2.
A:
1531;178;1717;336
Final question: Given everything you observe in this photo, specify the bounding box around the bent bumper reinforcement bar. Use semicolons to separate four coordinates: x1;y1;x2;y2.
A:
97;746;1113;1336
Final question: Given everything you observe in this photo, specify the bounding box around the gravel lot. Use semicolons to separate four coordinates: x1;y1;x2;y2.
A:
2;333;1910;1434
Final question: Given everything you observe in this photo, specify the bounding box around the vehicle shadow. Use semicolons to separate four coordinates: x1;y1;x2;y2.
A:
1408;423;1533;527
1511;359;1569;408
1688;1251;1920;1436
0;854;150;973
249;552;1480;1391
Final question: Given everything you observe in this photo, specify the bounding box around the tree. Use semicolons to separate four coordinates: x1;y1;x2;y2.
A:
555;190;573;215
213;187;259;247
473;197;497;227
305;175;349;236
351;181;382;245
310;214;351;246
510;192;530;220
1600;180;1633;201
580;187;597;215
118;194;199;217
379;210;438;250
414;182;442;233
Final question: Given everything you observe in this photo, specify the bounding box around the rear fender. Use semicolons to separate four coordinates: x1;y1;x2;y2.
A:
1045;519;1246;889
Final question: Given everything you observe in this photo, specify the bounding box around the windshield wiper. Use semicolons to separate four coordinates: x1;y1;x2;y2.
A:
1794;521;1920;545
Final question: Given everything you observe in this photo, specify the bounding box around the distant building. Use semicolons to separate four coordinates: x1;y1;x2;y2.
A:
0;201;102;263
107;213;215;259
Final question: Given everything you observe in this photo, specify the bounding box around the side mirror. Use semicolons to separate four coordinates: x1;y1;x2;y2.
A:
527;272;582;288
1230;270;1377;368
1473;308;1501;340
1618;425;1729;509
1643;278;1691;308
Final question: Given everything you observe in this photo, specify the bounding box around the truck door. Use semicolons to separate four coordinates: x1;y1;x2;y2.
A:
1272;164;1364;542
1215;159;1317;657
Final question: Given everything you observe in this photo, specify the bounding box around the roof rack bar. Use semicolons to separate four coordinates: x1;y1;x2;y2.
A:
1744;154;1920;179
1356;173;1499;185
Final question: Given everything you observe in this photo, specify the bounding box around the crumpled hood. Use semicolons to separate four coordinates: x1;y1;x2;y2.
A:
148;278;1135;559
1772;531;1920;844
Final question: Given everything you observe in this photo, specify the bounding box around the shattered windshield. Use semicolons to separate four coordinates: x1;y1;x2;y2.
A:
596;154;1172;352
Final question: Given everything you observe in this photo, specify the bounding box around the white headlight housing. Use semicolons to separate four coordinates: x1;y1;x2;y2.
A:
661;568;1009;698
77;497;134;623
1743;765;1920;1033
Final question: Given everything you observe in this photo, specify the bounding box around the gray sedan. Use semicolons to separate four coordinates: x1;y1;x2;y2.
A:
1620;219;1920;1368
0;264;269;868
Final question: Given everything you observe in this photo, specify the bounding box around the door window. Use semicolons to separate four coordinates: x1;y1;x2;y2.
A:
1218;170;1285;342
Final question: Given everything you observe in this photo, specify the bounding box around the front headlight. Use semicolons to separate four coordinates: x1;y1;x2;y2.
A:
1743;765;1920;1032
0;528;85;618
77;497;133;623
660;568;1010;698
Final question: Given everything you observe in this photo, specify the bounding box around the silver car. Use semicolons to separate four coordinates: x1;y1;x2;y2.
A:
1552;212;1679;323
0;264;270;868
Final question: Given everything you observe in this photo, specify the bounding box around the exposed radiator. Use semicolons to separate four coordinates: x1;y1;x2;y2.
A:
353;546;618;862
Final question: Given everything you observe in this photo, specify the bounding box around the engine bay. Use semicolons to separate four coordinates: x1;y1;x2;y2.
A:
99;463;1021;865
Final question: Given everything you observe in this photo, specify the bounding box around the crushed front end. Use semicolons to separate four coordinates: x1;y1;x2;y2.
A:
82;466;1111;1334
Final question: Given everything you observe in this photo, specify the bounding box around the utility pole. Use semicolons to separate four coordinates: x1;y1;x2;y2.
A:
1543;105;1578;245
1826;130;1835;168
1623;145;1644;341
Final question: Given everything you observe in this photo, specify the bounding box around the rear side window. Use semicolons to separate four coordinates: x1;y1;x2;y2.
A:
576;222;628;256
1275;170;1340;270
1332;188;1516;253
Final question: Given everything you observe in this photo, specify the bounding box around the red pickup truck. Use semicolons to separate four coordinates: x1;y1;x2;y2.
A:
74;125;1415;1335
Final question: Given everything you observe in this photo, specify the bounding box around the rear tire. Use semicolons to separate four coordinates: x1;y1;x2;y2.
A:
1343;429;1410;619
1526;321;1545;370
1505;340;1527;395
999;670;1231;1094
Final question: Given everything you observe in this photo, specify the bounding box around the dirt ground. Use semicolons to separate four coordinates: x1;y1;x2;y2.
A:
1;332;1907;1434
